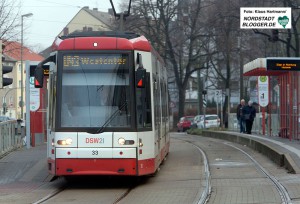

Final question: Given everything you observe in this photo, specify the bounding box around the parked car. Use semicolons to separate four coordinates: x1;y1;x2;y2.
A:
197;114;220;129
0;116;11;122
191;115;203;128
177;116;194;132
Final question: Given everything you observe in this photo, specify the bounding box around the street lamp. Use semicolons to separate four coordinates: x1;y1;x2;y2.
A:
21;13;33;119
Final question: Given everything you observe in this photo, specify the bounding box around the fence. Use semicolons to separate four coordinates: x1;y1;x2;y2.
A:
0;120;24;158
228;113;282;136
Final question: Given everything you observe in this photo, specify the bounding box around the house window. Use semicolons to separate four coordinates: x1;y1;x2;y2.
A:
19;64;21;72
19;80;21;88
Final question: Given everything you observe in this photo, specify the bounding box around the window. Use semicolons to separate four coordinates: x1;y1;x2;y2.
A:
136;72;152;130
60;54;131;128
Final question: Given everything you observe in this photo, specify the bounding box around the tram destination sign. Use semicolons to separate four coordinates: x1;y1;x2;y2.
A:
267;58;300;71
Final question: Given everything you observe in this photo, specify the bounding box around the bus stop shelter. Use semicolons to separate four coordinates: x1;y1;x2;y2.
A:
243;58;300;140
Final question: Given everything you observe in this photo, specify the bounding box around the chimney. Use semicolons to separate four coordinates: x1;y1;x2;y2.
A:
63;27;69;36
93;8;98;11
83;6;89;9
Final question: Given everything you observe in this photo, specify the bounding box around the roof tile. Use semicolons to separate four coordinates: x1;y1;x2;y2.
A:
3;41;44;61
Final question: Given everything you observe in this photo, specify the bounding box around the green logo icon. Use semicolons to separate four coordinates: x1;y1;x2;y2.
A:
278;16;289;28
260;76;267;83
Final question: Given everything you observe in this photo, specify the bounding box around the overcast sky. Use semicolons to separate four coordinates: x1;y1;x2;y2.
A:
20;0;121;52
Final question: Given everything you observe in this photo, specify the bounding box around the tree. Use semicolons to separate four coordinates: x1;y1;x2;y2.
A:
251;0;300;57
0;0;21;42
125;0;215;118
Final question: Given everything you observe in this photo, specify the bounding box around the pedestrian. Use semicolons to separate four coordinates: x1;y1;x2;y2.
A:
236;99;246;133
242;100;256;134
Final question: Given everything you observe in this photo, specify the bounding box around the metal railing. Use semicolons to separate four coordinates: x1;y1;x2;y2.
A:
228;113;282;137
0;120;24;158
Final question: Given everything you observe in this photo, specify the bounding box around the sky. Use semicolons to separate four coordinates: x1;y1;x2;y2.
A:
20;0;120;52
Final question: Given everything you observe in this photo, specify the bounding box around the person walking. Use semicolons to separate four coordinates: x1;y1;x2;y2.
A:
236;99;246;133
242;100;256;134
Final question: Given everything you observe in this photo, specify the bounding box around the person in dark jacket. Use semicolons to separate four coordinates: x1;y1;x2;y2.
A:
242;100;256;134
236;99;246;133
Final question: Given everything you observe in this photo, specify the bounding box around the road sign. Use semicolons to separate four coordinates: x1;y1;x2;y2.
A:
258;76;269;107
215;90;221;96
170;101;176;108
30;77;40;111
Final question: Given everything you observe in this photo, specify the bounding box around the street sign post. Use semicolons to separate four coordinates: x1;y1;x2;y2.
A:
258;76;269;107
215;90;221;120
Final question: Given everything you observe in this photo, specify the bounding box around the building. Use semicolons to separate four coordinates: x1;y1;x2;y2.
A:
40;6;114;58
0;41;44;119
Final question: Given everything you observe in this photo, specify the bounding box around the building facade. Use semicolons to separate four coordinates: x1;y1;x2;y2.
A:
0;41;44;119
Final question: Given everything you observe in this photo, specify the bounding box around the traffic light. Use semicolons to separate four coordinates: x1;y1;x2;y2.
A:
0;40;13;88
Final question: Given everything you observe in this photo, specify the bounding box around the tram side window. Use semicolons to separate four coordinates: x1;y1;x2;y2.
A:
145;73;152;126
136;72;152;130
161;81;167;121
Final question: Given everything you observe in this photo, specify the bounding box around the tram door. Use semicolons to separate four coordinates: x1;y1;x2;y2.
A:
153;74;161;155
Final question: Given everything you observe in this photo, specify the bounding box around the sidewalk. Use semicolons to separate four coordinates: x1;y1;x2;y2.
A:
0;139;205;204
202;130;300;174
0;143;57;204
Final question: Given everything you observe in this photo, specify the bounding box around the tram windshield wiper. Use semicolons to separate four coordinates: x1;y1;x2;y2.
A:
89;100;128;134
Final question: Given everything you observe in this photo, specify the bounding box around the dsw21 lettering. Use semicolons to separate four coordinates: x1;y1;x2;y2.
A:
86;138;104;144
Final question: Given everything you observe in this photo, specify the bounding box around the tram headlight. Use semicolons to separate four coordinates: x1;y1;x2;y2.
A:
57;138;73;145
118;138;135;145
118;138;126;145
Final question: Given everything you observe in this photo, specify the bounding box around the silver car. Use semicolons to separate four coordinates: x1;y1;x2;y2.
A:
0;116;11;122
197;114;220;129
191;115;203;128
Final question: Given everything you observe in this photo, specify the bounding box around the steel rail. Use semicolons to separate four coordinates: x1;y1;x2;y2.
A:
179;139;212;204
224;142;292;204
32;186;66;204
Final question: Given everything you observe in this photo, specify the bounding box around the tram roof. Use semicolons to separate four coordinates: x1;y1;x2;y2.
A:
52;31;151;52
60;31;141;40
243;58;287;76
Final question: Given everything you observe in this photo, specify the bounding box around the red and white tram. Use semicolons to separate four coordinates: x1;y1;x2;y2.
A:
34;32;170;176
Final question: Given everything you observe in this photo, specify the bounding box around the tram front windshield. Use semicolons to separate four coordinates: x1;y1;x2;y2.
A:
60;54;131;129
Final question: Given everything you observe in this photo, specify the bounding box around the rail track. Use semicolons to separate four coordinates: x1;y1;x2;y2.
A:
32;177;139;204
177;135;292;204
33;134;292;204
224;142;292;204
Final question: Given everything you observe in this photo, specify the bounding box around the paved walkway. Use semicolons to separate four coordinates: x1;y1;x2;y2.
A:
210;130;300;174
0;144;59;204
1;132;300;203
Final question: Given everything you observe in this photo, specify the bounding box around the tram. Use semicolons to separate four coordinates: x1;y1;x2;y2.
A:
34;31;170;176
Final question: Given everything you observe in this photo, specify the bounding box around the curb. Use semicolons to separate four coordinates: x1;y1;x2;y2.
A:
200;130;299;174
